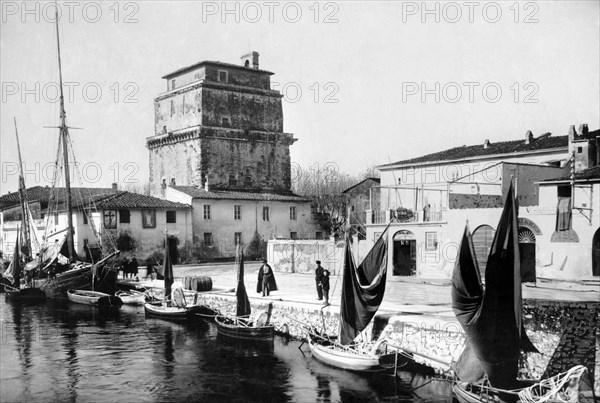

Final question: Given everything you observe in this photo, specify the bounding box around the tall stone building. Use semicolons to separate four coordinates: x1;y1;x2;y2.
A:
147;51;296;197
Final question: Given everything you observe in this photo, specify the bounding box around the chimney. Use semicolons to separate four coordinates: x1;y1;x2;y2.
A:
204;178;210;192
483;139;490;149
525;130;533;144
578;124;589;134
112;183;118;190
241;51;259;69
568;125;577;141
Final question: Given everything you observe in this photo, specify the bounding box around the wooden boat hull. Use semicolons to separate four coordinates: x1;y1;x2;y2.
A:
308;338;383;372
5;287;47;301
144;303;189;321
32;265;93;299
116;290;145;305
67;289;123;307
215;315;274;342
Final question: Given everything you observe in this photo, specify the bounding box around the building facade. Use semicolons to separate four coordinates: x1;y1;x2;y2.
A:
362;124;599;281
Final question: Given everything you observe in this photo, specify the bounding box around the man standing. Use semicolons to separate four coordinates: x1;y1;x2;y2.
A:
321;269;331;306
315;260;324;300
256;259;277;297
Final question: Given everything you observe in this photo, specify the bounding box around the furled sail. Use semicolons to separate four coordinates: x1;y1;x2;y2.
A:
339;230;388;345
235;251;251;318
162;237;174;304
4;230;21;286
452;183;537;389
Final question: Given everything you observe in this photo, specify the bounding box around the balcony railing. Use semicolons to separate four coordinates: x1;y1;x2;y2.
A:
366;209;446;225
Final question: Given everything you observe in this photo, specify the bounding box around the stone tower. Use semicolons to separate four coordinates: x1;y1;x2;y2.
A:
147;52;296;197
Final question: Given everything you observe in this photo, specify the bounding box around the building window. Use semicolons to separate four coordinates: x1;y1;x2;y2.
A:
425;232;438;250
103;210;117;229
170;79;176;90
234;232;242;246
170;100;174;117
577;146;583;153
119;209;131;224
166;211;176;224
204;233;213;246
262;206;270;221
289;206;297;220
229;174;237;186
218;70;228;82
203;205;211;220
234;205;241;220
142;210;156;228
316;231;322;239
290;232;297;240
221;116;231;126
244;175;252;187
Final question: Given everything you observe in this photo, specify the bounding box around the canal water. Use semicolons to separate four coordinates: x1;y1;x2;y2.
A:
0;298;452;402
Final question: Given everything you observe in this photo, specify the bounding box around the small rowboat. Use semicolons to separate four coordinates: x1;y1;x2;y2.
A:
215;314;275;342
116;290;145;305
67;289;123;307
144;303;189;321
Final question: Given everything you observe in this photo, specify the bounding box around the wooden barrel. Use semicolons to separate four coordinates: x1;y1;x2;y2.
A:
195;276;212;292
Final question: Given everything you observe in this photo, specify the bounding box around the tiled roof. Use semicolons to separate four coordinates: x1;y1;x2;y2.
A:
342;178;381;194
541;165;600;183
379;132;580;168
0;186;117;210
162;60;274;79
93;192;190;210
172;186;310;202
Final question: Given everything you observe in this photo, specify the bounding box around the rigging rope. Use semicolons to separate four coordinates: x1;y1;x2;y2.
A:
518;365;587;403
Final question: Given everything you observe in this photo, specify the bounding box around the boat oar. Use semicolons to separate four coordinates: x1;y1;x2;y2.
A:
386;343;452;367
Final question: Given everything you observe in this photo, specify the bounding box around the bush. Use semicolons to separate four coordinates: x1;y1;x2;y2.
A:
246;230;267;260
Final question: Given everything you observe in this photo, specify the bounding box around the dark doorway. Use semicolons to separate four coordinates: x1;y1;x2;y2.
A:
519;227;537;282
593;228;600;276
393;230;416;276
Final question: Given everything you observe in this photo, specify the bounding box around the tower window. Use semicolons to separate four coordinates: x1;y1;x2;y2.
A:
218;70;228;82
234;205;241;220
262;206;270;221
221;117;231;126
203;205;211;220
229;174;237;186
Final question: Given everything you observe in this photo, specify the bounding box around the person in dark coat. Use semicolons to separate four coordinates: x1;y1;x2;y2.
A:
256;259;277;297
315;260;324;300
320;269;331;306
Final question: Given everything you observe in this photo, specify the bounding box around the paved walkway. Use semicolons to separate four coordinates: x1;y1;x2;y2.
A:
134;262;599;319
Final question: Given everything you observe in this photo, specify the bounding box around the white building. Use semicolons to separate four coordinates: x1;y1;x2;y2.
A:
362;124;599;281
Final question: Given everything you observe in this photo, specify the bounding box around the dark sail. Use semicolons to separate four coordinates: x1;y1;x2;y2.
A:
235;252;251;318
339;231;388;345
12;231;22;288
162;237;174;305
452;182;537;389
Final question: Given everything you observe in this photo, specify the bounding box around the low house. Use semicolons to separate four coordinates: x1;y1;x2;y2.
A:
343;177;380;239
166;185;321;258
0;186;191;262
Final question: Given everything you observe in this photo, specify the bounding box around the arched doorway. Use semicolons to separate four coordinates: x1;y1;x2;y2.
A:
519;227;537;282
472;225;495;277
593;228;600;276
393;230;416;276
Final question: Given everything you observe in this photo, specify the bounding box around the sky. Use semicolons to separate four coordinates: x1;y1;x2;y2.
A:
1;0;599;194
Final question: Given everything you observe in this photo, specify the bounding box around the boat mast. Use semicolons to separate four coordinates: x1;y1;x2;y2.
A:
14;118;32;261
55;8;75;262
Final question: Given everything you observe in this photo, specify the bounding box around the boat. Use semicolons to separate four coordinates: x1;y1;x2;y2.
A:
116;290;146;305
451;182;589;402
215;247;274;342
305;228;438;375
67;289;122;307
3;230;46;302
144;235;190;320
7;11;120;299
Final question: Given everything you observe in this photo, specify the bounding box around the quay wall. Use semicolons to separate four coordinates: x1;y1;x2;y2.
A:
192;291;599;393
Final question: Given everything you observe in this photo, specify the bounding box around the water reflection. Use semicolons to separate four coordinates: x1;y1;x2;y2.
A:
1;298;451;402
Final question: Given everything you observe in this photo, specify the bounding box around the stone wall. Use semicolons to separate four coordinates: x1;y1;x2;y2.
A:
191;292;599;393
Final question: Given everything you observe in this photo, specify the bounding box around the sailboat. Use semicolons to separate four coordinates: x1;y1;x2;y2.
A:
306;230;434;373
12;8;122;299
144;234;189;320
451;182;589;403
215;246;275;342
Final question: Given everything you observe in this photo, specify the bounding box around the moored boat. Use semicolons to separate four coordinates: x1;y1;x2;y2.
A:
67;289;123;307
144;302;188;320
116;290;146;305
215;246;275;342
